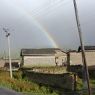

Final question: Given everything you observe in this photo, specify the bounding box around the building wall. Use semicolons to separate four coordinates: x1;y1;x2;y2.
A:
23;56;56;67
55;50;67;66
0;59;20;68
56;56;67;66
70;51;95;66
0;59;5;68
85;51;95;66
70;52;82;65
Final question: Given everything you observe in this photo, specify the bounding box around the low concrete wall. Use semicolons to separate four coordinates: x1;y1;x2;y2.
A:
24;71;75;90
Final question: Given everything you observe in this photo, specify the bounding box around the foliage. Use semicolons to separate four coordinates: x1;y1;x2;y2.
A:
0;70;58;95
76;77;83;90
0;68;94;95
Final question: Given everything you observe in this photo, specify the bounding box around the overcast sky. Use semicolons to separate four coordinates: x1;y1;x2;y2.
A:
0;0;95;57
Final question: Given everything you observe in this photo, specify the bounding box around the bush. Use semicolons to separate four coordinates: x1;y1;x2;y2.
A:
0;70;58;95
13;71;23;79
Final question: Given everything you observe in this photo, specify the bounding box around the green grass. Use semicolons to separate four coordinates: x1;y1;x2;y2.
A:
0;70;58;95
77;77;95;85
0;67;94;95
23;92;58;95
76;77;83;90
90;79;95;87
76;77;95;95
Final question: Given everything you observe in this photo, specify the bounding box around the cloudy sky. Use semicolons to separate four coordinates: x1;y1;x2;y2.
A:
0;0;95;57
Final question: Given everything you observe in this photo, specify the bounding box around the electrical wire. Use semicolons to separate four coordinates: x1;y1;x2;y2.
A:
31;0;66;14
31;0;72;17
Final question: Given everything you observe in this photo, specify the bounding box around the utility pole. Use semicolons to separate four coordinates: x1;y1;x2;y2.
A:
3;28;12;78
73;0;91;95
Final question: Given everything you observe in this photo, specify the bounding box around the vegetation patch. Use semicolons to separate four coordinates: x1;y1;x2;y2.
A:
0;67;94;95
0;70;58;95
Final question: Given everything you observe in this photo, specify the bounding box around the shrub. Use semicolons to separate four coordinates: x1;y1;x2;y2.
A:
0;70;58;95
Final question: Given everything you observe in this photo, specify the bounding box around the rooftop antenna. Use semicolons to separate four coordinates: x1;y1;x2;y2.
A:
3;28;13;78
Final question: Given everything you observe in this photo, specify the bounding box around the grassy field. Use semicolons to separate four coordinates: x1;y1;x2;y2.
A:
0;67;94;95
0;67;76;95
0;70;58;95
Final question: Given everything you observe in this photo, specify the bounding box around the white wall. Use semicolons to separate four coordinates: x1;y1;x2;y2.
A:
85;52;95;66
55;50;67;66
0;59;5;67
70;51;95;66
70;52;82;65
23;56;56;67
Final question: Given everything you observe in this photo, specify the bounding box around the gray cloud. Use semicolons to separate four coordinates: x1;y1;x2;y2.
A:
0;0;95;57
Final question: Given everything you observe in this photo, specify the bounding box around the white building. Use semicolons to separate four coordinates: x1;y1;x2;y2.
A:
68;46;95;68
20;48;67;67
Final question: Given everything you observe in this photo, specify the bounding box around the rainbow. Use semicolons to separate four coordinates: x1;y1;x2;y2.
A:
10;1;59;48
30;17;59;48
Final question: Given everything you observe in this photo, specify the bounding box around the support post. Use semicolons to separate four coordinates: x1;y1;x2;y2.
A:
67;51;70;71
3;28;12;78
73;0;91;95
7;35;12;78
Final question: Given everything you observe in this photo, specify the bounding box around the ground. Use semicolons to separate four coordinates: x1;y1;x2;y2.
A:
0;88;23;95
0;67;95;95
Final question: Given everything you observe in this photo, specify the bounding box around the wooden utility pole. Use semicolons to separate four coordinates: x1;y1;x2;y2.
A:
74;73;77;92
67;51;70;71
73;0;91;95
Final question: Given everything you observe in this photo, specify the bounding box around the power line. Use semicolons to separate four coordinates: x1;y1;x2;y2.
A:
32;0;71;16
31;0;72;17
31;0;65;14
